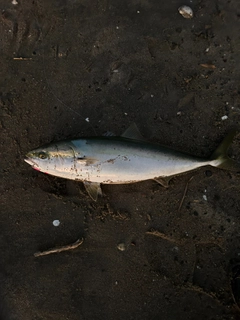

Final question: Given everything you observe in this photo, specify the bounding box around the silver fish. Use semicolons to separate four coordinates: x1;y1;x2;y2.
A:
24;124;239;201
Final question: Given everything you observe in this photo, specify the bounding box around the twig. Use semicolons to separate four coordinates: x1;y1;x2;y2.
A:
13;57;32;60
200;63;216;69
145;230;179;243
34;238;84;257
178;176;193;212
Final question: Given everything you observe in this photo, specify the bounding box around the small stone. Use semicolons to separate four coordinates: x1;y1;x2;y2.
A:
221;115;228;121
178;5;193;19
53;220;60;227
205;170;212;177
203;195;207;201
117;243;126;251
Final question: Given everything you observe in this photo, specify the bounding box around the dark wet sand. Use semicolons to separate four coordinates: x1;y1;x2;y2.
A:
1;0;240;319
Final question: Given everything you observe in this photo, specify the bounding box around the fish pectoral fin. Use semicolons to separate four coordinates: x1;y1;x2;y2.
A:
76;157;98;165
153;176;172;188
121;123;145;141
83;181;102;201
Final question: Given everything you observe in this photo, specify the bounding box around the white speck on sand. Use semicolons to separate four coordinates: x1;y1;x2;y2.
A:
178;5;193;19
85;117;90;122
53;220;60;227
117;243;126;251
221;115;228;121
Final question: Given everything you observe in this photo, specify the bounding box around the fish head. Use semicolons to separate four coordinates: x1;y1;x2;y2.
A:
24;141;76;174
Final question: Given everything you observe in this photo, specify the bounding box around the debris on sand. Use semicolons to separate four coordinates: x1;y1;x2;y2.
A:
52;219;60;227
34;238;84;257
117;243;126;251
200;63;216;69
221;115;228;121
178;5;193;19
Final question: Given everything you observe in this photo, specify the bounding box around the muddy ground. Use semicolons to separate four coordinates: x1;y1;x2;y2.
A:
1;0;240;319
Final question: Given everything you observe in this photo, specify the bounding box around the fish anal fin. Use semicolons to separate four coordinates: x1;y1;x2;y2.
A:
83;181;102;201
154;176;172;188
121;123;145;141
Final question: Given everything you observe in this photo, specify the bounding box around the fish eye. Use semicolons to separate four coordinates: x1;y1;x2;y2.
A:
38;152;47;159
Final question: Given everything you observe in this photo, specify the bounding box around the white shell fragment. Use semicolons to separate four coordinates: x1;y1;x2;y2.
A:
117;243;126;251
178;5;193;19
221;115;228;121
53;219;60;227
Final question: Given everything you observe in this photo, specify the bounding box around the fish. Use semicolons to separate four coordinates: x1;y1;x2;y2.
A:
24;124;239;201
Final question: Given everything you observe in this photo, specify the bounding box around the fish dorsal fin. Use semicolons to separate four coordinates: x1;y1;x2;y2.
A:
121;123;145;141
103;131;115;137
83;181;102;201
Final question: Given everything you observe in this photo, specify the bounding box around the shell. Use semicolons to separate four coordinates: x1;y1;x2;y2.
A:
178;5;193;19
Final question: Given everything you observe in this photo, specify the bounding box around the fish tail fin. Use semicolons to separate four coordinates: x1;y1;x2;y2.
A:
210;130;240;171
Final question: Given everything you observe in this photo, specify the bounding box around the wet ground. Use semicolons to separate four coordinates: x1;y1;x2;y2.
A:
1;0;240;319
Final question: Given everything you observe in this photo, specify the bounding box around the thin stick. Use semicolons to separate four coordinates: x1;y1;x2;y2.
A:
13;57;32;60
200;63;216;69
178;176;193;212
146;230;178;243
34;238;84;257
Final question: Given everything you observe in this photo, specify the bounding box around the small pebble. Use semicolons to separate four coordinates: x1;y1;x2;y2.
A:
178;5;193;19
205;170;212;177
221;115;228;121
53;220;60;227
85;117;90;122
12;0;18;4
117;243;126;251
203;195;207;201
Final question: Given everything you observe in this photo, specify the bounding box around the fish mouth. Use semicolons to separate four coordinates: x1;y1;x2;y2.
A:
24;157;39;169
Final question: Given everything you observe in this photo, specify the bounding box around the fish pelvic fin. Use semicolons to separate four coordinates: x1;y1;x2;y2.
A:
83;181;102;201
210;130;240;171
154;176;172;188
